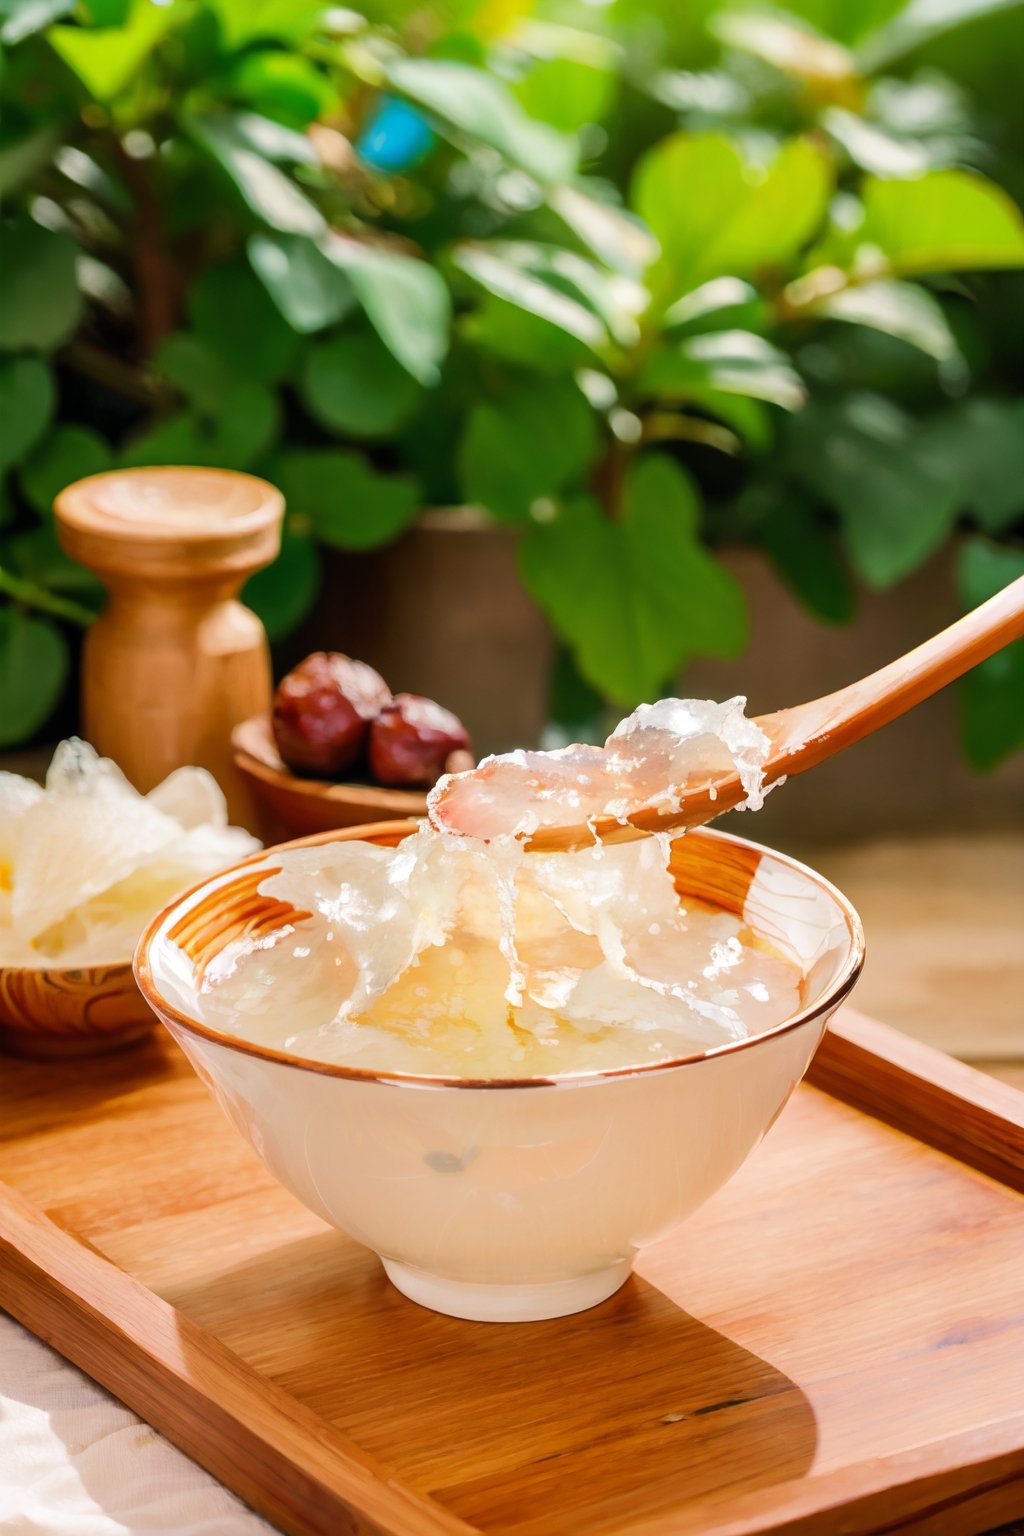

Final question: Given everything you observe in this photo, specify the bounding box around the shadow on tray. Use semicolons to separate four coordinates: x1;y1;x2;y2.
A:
166;1231;818;1532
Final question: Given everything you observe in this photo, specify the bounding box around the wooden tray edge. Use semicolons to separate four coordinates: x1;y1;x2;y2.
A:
611;1414;1024;1536
809;1009;1024;1192
0;1182;473;1536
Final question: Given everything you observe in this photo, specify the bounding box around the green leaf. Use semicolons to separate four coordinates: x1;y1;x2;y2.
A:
515;56;616;134
459;377;598;523
272;449;420;551
0;608;69;748
510;17;618;71
821;107;933;179
0;221;82;352
82;0;130;24
322;234;451;385
856;171;1024;277
185;112;325;237
6;524;105;605
710;10;857;83
662;277;765;334
0;0;74;44
19;425;112;513
0;358;54;473
857;0;1023;71
455;236;638;372
547;644;608;743
631;133;832;298
48;0;179;99
453;244;609;354
385;57;575;184
468;296;596;374
956;538;1024;770
959;535;1024;609
456;240;641;347
520;457;747;705
920;398;1024;534
808;279;959;361
217;384;281;465
228;52;336;129
248;232;354;334
242;527;321;642
208;0;323;51
547;185;657;277
54;145;130;213
155;333;239;414
188;261;299;381
865;73;974;155
632;132;734;277
300;331;422;438
679;391;773;450
786;393;959;588
637;332;806;411
215;109;319;166
761;500;856;625
0;127;59;196
121;382;280;471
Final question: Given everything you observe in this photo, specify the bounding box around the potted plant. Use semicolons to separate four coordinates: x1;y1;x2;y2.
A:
1;0;1022;797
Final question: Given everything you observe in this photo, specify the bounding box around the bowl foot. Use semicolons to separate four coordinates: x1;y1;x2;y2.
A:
380;1257;633;1322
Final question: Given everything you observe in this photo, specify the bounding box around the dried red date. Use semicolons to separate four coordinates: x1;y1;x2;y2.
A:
368;694;471;788
273;652;390;776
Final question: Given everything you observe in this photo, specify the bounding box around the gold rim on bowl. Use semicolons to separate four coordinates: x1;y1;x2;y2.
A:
134;821;865;1091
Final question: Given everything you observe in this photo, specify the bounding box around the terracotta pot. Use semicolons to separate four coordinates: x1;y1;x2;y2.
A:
684;548;1024;842
292;509;553;759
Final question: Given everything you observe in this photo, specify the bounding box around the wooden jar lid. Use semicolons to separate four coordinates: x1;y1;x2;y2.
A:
55;468;284;580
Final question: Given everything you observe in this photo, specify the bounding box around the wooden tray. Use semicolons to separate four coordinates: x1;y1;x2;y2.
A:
2;1010;1023;1536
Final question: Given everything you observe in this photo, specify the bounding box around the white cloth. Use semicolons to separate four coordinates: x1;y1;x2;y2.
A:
0;1313;273;1535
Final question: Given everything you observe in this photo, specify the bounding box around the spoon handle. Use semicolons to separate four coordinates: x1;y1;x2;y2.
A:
764;575;1024;770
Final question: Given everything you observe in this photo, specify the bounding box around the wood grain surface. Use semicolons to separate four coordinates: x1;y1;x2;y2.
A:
808;1010;1024;1191
0;958;155;1058
1;1011;1022;1536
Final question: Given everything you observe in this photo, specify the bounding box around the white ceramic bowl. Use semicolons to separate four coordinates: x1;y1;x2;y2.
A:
135;821;864;1322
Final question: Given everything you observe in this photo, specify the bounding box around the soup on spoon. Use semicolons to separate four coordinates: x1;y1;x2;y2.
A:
426;695;772;845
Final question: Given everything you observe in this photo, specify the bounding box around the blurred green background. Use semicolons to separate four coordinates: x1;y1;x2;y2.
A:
1;0;1023;765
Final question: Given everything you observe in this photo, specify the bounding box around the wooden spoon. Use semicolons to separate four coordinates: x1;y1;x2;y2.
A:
525;576;1024;854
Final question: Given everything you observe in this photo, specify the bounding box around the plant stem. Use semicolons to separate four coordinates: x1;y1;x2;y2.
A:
642;411;742;455
62;339;168;407
590;437;631;519
0;568;97;627
114;141;178;354
774;262;889;323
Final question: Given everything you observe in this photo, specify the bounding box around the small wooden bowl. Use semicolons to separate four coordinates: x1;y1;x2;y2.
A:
0;959;155;1059
232;715;434;840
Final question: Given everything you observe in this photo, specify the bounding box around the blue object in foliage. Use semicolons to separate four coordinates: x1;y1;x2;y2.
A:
357;97;435;172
